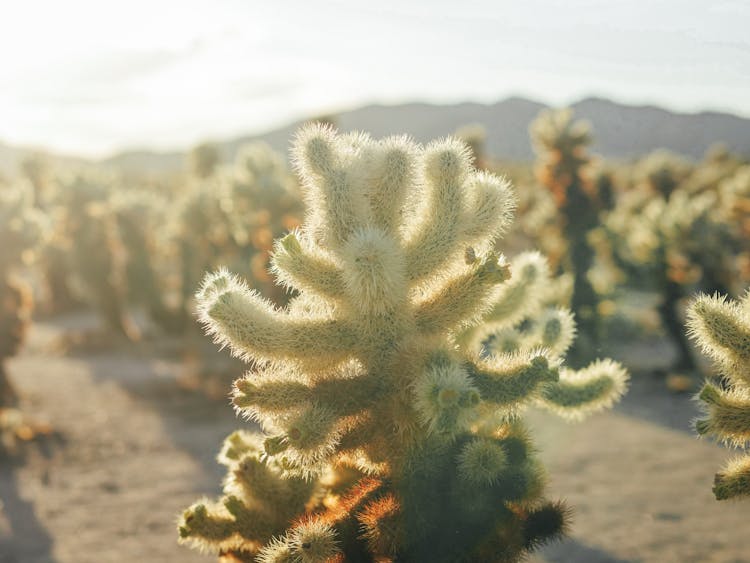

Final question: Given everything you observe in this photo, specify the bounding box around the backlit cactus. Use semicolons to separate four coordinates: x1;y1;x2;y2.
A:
687;291;750;499
179;125;629;562
0;183;47;407
455;123;488;170
603;152;739;372
719;166;750;290
191;142;222;179
57;171;141;340
167;141;302;336
530;109;603;364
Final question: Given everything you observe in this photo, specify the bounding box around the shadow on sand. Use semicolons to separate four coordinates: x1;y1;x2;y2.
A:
0;439;63;563
541;537;638;563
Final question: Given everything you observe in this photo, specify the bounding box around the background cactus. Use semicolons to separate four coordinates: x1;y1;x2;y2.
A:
178;125;628;562
455;123;488;170
31;140;302;355
529;109;604;365
601;150;742;375
57;171;142;341
0;183;47;407
164;141;302;336
191;142;222;179
687;291;750;499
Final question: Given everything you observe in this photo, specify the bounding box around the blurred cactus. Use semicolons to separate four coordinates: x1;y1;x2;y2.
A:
55;172;141;340
603;151;740;372
636;149;691;199
0;183;47;407
179;126;628;561
719;166;750;289
19;153;53;208
191;142;222;179
0;183;47;275
31;139;301;354
456;123;488;169
530;109;603;364
111;189;182;333
166;142;302;338
687;291;750;499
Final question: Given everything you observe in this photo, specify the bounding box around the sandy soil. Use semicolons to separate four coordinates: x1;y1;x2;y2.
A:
1;318;748;563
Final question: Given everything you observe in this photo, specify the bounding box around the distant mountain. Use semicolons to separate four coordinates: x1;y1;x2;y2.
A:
570;97;750;160
0;141;86;179
2;97;748;177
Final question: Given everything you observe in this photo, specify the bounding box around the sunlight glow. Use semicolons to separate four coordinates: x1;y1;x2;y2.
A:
1;0;748;156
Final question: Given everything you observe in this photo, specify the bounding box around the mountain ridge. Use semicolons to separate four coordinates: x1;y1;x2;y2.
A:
2;96;748;176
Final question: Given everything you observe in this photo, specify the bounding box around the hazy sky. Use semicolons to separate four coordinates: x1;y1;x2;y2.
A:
2;0;748;157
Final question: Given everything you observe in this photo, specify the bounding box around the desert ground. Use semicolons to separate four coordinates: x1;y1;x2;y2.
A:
1;315;748;563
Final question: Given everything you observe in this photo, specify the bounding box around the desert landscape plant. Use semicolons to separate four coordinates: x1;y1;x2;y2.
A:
0;183;47;407
529;109;604;364
178;125;629;562
603;152;739;375
687;290;750;500
158;142;302;337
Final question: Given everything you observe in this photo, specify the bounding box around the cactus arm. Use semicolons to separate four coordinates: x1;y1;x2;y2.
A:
233;369;383;419
454;251;549;351
362;137;416;235
178;501;271;553
532;308;577;359
483;252;549;325
458;171;515;252
536;359;629;421
414;254;510;334
291;124;370;250
695;383;750;447
270;232;347;300
467;354;559;409
339;227;407;316
403;139;472;282
687;293;750;384
713;457;750;500
197;272;357;363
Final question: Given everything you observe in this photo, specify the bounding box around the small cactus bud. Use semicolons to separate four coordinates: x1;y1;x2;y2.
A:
457;438;508;486
413;355;479;436
289;520;340;563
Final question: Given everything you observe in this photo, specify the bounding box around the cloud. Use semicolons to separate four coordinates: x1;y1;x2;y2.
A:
230;77;304;101
73;43;204;83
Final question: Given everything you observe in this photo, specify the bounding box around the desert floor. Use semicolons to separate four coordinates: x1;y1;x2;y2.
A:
1;315;748;563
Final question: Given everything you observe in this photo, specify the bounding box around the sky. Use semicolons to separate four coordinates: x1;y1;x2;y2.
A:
1;0;748;157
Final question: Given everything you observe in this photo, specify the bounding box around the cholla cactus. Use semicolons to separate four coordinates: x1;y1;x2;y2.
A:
111;189;184;333
0;184;47;275
457;251;624;420
530;109;603;363
56;172;141;341
603;156;739;372
687;291;750;499
0;183;47;407
636;149;691;199
191;142;222;179
455;123;488;170
179;126;628;562
169;142;302;337
719;166;750;289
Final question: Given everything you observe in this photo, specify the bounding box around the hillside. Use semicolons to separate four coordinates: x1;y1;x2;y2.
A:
2;97;748;176
104;96;750;174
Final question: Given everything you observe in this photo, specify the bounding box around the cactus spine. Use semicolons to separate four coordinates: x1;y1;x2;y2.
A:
179;125;628;562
